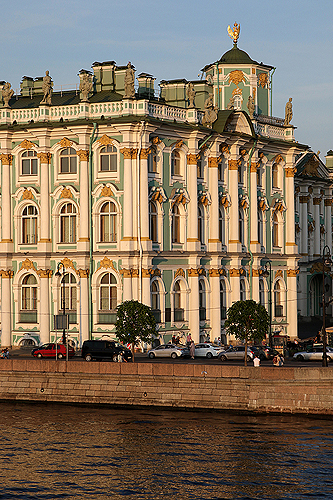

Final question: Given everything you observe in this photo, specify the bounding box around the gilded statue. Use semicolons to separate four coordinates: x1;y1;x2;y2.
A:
202;94;218;128
247;95;255;119
2;82;14;108
124;62;135;99
79;73;93;102
227;22;240;44
40;70;52;105
186;82;196;108
284;97;293;126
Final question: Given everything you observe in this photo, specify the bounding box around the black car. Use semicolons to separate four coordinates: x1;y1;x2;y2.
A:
81;340;132;362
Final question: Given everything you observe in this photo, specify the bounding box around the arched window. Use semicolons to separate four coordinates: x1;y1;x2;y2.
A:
151;281;161;323
172;204;181;243
22;150;37;175
197;153;204;178
60;273;77;323
240;279;246;301
173;280;184;322
272;163;278;189
198;204;204;245
258;209;263;246
100;201;117;242
99;273;117;324
259;279;265;306
148;147;157;173
274;281;283;317
100;145;117;172
60;203;76;243
234;95;242;110
220;279;227;319
149;201;158;243
199;280;206;320
60;147;77;173
239;209;244;245
171;150;181;176
22;205;38;244
219;207;225;245
21;274;37;323
272;212;279;247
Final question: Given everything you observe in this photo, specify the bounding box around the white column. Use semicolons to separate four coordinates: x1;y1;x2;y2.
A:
142;271;151;307
139;149;150;251
287;270;298;340
285;167;298;255
0;155;12;243
229;265;241;305
186;154;200;251
209;271;221;342
188;271;200;343
325;199;332;252
313;197;321;257
208;157;220;252
121;148;134;250
299;196;308;256
228;158;241;252
1;271;12;346
39;271;50;344
77;150;90;247
37;153;51;250
250;162;260;252
122;271;132;301
79;271;89;343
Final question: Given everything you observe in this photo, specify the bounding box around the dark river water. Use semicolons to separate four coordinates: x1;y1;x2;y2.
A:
0;402;333;499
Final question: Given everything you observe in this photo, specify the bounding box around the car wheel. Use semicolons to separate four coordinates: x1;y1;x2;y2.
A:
220;355;227;362
246;355;251;362
296;354;304;362
57;353;63;360
171;352;177;359
85;354;92;362
148;352;155;359
206;352;213;359
37;353;42;359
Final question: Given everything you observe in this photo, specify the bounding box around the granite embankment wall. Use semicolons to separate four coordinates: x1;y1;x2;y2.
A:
1;359;333;415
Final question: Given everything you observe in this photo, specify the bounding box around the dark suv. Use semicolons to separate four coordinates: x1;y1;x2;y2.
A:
81;340;132;362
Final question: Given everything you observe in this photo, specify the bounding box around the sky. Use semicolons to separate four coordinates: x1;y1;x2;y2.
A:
1;0;332;159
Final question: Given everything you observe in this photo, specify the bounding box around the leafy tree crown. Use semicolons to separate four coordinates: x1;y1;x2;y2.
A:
224;300;269;343
115;300;156;346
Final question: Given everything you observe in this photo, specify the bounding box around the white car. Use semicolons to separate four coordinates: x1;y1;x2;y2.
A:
193;343;224;359
147;344;185;359
293;346;333;362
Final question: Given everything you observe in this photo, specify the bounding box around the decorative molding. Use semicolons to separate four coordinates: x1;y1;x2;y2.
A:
228;159;240;170
19;139;36;149
151;136;161;145
299;195;310;203
142;269;151;278
150;187;166;204
209;268;227;277
258;72;268;88
20;259;37;272
220;194;230;208
229;268;240;277
275;270;283;278
150;268;161;277
0;154;13;165
187;153;198;165
0;270;14;278
228;70;245;86
287;269;299;277
175;268;185;279
61;257;77;274
220;144;230;155
324;199;333;206
313;197;322;205
119;268;131;278
140;148;151;160
188;268;199;277
58;137;73;148
239;268;246;276
173;140;183;149
258;197;269;211
120;147;137;159
37;152;52;164
302;156;320;177
285;167;297;177
198;191;211;207
37;269;53;278
250;161;259;172
60;186;73;199
22;188;34;200
273;154;284;164
77;149;89;161
208;157;219;168
170;189;189;207
252;269;260;277
97;256;117;272
98;134;113;146
100;185;114;198
308;186;313;194
77;269;89;278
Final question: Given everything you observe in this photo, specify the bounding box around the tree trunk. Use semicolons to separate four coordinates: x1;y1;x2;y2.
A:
244;337;248;367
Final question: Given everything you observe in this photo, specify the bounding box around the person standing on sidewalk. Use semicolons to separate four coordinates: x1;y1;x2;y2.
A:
253;355;260;367
190;341;195;359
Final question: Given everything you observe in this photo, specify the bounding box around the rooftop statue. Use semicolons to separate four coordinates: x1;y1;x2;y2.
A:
40;71;52;106
186;82;196;108
247;95;255;119
202;93;218;128
227;22;240;44
79;73;93;102
284;97;293;126
124;62;135;99
2;82;14;108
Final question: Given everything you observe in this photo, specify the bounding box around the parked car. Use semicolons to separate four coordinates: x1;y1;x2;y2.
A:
250;345;278;360
192;343;224;358
293;346;333;362
81;340;132;362
218;345;255;362
31;343;75;359
147;344;186;359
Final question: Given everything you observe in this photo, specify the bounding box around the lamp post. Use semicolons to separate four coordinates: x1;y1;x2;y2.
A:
321;245;332;367
55;262;66;345
261;260;272;348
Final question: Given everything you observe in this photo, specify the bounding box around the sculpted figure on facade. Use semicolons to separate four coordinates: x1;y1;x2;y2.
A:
247;95;255;119
202;93;218;128
40;71;52;105
79;73;93;102
2;82;14;108
186;82;196;108
227;97;234;110
124;62;135;99
284;97;293;126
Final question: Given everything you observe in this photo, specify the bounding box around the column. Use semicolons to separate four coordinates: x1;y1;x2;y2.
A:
38;270;51;344
325;199;332;252
287;269;298;341
121;270;132;301
229;266;240;304
139;149;150;251
209;270;221;342
37;153;52;250
299;195;308;257
142;269;151;307
250;161;260;253
228;158;241;252
208;157;220;252
285;166;298;255
77;150;90;250
188;269;200;343
1;271;13;346
78;270;89;343
313;197;321;258
186;154;200;251
0;154;12;248
120;148;134;251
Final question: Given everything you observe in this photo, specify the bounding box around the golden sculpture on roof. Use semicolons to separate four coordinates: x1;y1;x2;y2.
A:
227;22;240;44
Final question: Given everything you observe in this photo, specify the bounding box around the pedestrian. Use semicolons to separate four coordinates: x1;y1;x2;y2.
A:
190;341;195;359
117;351;127;363
273;353;283;367
253;355;260;367
186;333;192;347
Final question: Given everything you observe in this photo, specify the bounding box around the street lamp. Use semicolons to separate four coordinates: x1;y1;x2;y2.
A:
55;262;67;345
321;245;332;367
261;260;272;348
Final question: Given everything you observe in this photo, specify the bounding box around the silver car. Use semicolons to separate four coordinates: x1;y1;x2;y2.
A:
293;346;333;362
193;343;224;358
148;344;185;359
218;346;255;362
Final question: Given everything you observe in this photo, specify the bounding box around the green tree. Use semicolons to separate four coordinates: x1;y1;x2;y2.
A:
115;300;156;361
224;300;269;366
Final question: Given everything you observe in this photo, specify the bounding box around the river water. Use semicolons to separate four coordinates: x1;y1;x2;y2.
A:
1;402;333;499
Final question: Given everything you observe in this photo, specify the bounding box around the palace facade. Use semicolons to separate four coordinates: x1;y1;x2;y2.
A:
0;32;327;347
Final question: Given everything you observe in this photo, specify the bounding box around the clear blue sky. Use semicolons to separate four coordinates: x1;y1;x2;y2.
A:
1;0;332;158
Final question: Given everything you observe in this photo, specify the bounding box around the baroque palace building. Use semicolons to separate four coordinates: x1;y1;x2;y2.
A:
0;26;328;348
